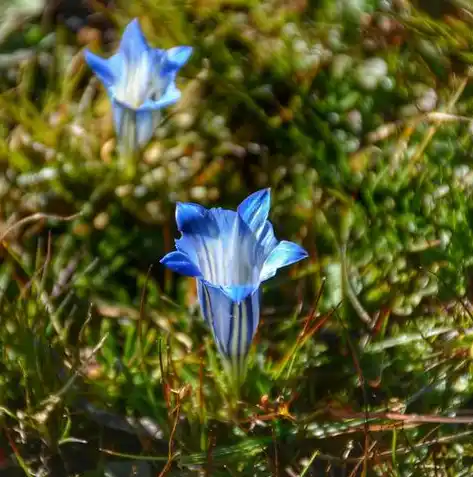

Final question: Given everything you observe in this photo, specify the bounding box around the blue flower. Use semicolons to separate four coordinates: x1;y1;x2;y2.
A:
160;189;308;371
84;19;192;151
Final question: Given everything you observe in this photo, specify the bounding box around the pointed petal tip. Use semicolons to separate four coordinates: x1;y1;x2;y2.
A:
175;201;208;233
119;18;149;60
260;240;308;282
160;250;201;277
159;251;171;266
167;45;193;66
249;188;271;200
83;49;118;87
291;242;308;258
237;188;272;234
280;240;309;259
83;48;101;65
123;18;144;36
238;188;271;211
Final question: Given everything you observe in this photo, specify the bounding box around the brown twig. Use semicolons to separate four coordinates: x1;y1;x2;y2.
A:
158;396;182;477
0;212;82;243
328;407;473;425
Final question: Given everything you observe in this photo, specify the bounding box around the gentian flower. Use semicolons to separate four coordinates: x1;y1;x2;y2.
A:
84;19;192;152
160;189;308;377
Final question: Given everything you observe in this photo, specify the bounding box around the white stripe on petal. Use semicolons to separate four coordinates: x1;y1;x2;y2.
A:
230;302;240;359
198;282;259;360
135;110;161;148
194;210;259;287
113;103;137;154
114;53;153;108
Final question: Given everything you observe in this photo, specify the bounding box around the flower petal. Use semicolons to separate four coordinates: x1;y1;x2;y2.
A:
198;281;260;360
175;202;211;233
160;251;201;277
256;221;278;258
111;99;137;153
160;47;192;78
221;284;257;302
260;240;308;282
237;188;271;236
208;209;259;286
111;97;162;151
166;46;193;69
178;208;257;286
135;109;161;148
174;206;225;284
84;50;115;86
150;48;166;65
138;84;181;111
118;19;149;65
161;46;192;80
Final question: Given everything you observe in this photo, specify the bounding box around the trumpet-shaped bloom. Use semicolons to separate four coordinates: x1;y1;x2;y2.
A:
160;189;308;368
84;19;192;151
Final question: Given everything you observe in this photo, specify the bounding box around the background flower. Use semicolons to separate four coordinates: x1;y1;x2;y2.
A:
84;18;192;151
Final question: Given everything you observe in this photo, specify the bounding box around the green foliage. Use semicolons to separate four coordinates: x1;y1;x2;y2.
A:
2;0;473;475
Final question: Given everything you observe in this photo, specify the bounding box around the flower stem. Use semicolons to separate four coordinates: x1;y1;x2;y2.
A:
117;150;138;181
222;356;248;409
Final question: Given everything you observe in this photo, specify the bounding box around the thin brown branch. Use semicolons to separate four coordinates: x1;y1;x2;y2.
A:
0;212;82;243
328;407;473;425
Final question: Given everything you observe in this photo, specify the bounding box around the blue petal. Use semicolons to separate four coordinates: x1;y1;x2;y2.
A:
119;19;149;65
260;240;308;282
221;284;257;302
160;251;201;277
135;109;161;148
174;205;260;287
237;189;271;236
175;202;211;233
256;221;278;258
207;209;259;285
138;84;181;111
166;46;193;68
160;47;192;77
111;99;137;152
174;207;223;284
112;97;160;152
198;280;260;360
112;97;126;132
175;235;200;265
84;50;115;86
150;48;166;66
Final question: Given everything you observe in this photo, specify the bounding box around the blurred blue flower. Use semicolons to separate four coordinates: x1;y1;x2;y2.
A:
84;19;192;151
160;189;308;372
